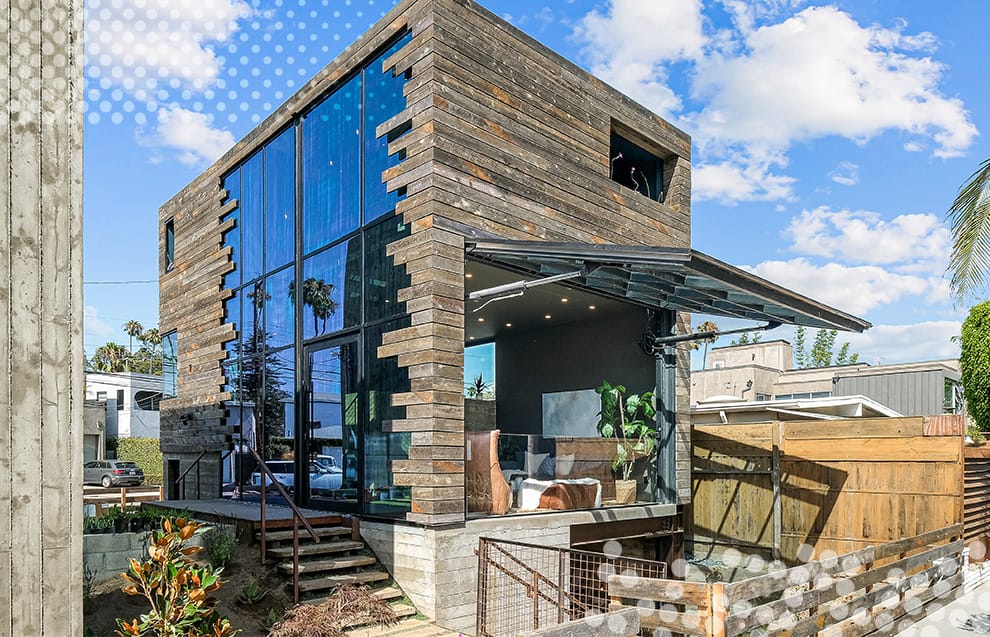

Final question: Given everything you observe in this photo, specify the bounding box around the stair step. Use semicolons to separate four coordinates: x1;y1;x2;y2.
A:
258;525;352;543
278;555;377;575
372;586;403;601
390;604;417;619
298;570;391;593
254;515;343;530
268;540;364;559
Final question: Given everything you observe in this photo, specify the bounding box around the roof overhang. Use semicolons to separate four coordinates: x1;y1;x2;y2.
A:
465;240;871;333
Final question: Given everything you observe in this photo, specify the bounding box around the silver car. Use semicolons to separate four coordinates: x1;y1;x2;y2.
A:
251;459;342;492
83;460;145;487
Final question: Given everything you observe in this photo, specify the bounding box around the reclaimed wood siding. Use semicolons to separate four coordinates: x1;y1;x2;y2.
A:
690;418;964;563
377;0;694;521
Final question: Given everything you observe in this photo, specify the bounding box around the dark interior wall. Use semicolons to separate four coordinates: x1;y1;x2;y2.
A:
495;308;656;435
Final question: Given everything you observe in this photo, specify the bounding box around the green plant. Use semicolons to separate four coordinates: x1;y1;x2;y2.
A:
115;437;164;485
595;380;658;481
261;607;282;632
967;425;986;445
115;517;240;637
268;585;398;637
962;301;990;432
202;524;238;569
237;578;269;605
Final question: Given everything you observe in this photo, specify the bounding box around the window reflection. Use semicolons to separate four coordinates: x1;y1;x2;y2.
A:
300;240;361;339
224;289;241;359
264;267;295;350
240;152;265;284
265;128;295;271
365;217;410;323
363;33;412;222
303;75;362;254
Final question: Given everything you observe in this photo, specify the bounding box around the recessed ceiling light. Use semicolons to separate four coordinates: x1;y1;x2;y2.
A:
561;297;569;303
505;323;512;328
465;273;473;279
588;305;596;310
469;336;475;340
544;314;552;320
478;317;485;322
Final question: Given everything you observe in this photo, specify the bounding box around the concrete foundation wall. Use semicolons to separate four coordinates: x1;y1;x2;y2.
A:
0;1;85;635
83;532;151;582
363;504;677;635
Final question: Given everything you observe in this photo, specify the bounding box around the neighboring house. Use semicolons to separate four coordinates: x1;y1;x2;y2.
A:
84;371;163;440
83;399;108;462
157;0;869;631
693;340;962;417
692;394;900;425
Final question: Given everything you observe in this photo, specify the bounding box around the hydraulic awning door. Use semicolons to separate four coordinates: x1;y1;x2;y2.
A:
464;240;871;333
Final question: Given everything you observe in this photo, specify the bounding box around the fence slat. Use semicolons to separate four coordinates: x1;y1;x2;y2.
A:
609;604;707;637
515;608;640;637
606;575;709;606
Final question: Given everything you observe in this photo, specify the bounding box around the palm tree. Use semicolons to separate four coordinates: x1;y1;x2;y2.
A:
695;321;719;368
122;320;144;355
290;277;338;335
91;342;130;373
947;159;990;299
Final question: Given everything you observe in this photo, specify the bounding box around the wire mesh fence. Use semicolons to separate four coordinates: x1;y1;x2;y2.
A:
476;537;667;637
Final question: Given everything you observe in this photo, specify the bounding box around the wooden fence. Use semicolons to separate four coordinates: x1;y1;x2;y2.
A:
964;446;990;560
689;417;964;563
608;525;964;637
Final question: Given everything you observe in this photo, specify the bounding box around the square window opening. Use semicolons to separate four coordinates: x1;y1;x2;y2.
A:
609;130;666;203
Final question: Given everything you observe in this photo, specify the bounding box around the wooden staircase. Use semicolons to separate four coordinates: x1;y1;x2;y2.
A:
256;515;416;621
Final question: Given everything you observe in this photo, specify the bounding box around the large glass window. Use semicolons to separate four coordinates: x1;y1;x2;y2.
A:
303;75;362;255
221;168;240;291
162;331;177;397
264;267;295;350
365;217;410;323
240;152;265;285
364;34;412;222
301;240;361;339
265;128;296;271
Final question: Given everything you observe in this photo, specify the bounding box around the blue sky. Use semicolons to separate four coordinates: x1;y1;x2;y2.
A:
83;0;990;372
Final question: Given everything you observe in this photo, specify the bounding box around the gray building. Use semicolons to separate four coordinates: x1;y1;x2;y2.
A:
692;340;962;417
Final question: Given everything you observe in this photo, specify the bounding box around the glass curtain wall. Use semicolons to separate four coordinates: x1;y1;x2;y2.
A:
220;34;413;516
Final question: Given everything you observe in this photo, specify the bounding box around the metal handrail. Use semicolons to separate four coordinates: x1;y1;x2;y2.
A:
248;447;320;604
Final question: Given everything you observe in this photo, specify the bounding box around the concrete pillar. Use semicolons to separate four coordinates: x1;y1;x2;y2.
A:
0;1;84;636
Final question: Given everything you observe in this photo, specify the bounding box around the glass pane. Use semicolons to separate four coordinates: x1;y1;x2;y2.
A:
301;239;361;339
363;34;412;223
307;342;358;504
264;267;295;350
242;281;266;357
364;318;411;516
241;151;265;285
224;288;241;360
222;169;240;291
162;331;177;397
365;217;410;323
265;127;295;271
303;75;361;254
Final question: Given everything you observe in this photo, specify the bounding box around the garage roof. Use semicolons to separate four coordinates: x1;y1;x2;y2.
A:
465;240;871;333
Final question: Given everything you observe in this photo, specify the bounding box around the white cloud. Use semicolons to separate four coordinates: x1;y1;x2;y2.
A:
693;158;796;203
575;0;704;116
155;106;235;166
85;0;251;93
689;6;977;158
742;258;928;315
84;306;116;343
783;207;950;271
829;161;859;186
842;321;961;365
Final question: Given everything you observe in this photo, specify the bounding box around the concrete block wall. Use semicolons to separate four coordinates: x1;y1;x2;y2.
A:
83;532;151;582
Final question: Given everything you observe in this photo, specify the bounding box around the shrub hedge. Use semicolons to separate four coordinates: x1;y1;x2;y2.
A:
115;437;163;485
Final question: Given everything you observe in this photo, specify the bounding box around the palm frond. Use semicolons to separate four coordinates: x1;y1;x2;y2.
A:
948;158;990;300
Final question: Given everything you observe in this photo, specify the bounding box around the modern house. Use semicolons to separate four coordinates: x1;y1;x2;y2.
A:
692;340;963;418
158;0;869;630
84;371;163;440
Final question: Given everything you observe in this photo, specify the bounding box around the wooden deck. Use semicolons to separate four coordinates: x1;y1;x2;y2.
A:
344;617;460;637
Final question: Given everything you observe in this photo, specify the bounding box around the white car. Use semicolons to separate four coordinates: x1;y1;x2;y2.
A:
251;459;342;491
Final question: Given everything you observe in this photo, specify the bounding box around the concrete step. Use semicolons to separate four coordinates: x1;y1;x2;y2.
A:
343;618;460;637
371;586;403;601
258;525;352;543
297;570;391;593
253;514;343;530
268;540;364;559
278;554;378;575
389;604;417;620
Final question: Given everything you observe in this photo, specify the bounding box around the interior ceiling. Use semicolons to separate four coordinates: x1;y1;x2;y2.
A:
464;241;872;334
464;261;631;343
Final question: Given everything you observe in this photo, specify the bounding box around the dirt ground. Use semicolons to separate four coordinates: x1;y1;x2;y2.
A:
84;541;295;637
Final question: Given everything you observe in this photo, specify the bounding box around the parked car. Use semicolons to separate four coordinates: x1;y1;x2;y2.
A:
250;459;342;492
83;460;145;488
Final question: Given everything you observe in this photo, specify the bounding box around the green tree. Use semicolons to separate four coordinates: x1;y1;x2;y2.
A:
289;277;338;336
122;320;144;356
947;159;990;300
793;326;808;368
731;332;761;346
801;328;859;368
694;321;719;369
466;373;491;399
91;342;130;372
961;301;990;431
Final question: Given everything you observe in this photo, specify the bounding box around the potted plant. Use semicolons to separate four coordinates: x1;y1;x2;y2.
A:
596;380;657;504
